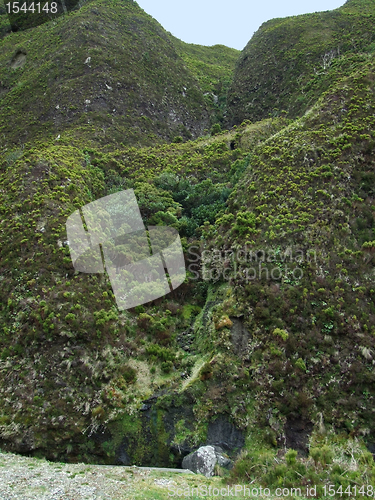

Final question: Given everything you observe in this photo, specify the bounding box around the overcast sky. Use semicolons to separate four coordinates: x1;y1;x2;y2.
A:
136;0;346;50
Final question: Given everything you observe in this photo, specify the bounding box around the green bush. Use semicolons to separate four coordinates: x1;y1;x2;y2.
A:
210;123;222;136
285;449;298;466
232;211;257;236
1;348;11;360
120;365;137;384
161;361;174;373
295;358;306;371
310;445;333;467
137;313;153;330
273;328;289;341
145;344;175;362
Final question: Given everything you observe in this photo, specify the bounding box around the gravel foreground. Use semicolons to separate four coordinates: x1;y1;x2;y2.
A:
0;451;297;499
0;451;196;500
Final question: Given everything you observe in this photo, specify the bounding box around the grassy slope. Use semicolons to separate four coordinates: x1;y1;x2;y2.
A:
1;0;375;494
0;0;211;150
0;117;287;463
341;0;375;13
206;54;375;491
226;0;375;124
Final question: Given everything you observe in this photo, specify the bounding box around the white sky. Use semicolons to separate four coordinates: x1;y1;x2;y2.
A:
136;0;347;50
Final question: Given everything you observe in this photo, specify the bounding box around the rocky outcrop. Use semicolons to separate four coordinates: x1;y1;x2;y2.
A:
112;393;245;468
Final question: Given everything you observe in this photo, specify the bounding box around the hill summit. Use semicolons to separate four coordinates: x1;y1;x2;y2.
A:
0;0;239;150
226;0;375;124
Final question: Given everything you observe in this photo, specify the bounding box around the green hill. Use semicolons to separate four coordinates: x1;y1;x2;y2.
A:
341;0;375;13
211;47;375;493
215;53;375;440
0;0;214;150
226;0;375;125
1;0;375;494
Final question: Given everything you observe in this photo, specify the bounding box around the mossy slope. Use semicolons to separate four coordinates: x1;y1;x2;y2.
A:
226;0;375;124
0;118;285;463
206;55;375;443
172;39;240;124
1;0;375;490
0;0;212;149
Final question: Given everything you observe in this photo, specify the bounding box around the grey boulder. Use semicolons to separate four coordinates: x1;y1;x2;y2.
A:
182;445;233;477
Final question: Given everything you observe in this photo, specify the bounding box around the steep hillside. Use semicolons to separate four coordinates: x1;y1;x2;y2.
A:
1;0;375;494
226;0;375;124
0;0;211;150
0;115;287;463
341;0;375;12
205;54;375;490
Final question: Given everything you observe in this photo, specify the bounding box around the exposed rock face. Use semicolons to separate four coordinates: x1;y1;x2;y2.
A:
284;418;313;456
111;393;245;468
207;416;245;452
230;318;250;357
182;445;233;477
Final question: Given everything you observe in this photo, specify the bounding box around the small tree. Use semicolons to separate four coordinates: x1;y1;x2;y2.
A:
285;449;298;466
210;123;222;136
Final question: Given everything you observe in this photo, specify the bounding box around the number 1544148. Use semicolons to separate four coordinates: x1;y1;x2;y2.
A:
5;2;58;14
